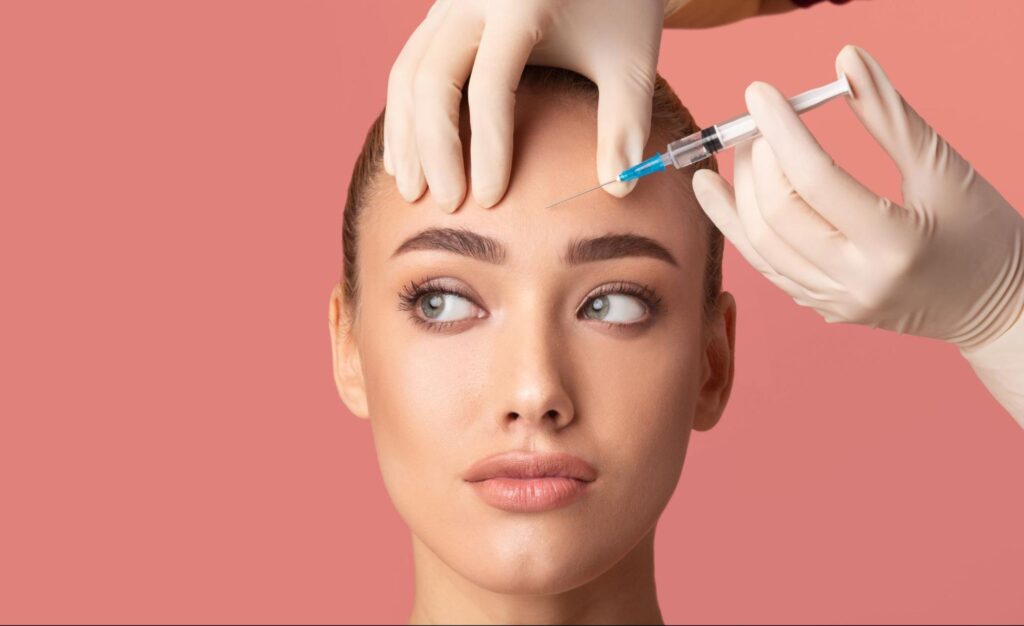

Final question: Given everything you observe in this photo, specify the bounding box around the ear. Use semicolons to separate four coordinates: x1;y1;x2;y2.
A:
693;291;737;432
328;283;369;419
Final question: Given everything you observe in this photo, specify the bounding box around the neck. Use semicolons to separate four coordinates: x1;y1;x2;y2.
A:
407;527;664;625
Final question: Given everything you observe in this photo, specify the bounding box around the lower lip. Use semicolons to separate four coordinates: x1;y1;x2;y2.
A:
468;477;591;512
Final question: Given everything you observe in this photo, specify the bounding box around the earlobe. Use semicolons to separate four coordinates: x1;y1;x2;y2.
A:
693;292;737;432
328;283;370;420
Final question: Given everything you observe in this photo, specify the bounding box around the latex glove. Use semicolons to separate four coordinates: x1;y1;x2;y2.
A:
383;0;666;212
692;45;1024;424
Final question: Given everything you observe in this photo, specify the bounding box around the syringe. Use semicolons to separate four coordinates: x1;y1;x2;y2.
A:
547;74;852;208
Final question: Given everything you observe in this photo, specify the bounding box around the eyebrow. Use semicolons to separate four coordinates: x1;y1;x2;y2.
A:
391;228;677;267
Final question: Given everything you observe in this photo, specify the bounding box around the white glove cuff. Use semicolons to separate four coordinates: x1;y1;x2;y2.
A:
960;307;1024;428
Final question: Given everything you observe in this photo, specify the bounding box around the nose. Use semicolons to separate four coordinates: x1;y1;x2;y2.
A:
490;310;576;431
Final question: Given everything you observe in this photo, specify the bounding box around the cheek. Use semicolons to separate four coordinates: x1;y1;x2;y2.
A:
571;314;705;504
351;289;709;590
356;313;489;510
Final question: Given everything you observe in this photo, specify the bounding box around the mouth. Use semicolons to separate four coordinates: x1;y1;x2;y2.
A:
463;450;597;512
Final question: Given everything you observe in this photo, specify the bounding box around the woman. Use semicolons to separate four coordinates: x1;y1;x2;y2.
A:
328;67;735;624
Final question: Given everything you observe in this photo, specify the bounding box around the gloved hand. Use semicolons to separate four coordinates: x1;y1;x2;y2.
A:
692;45;1024;423
382;0;667;212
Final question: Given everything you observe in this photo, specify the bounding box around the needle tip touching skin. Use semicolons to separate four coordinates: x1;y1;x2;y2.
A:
545;180;619;209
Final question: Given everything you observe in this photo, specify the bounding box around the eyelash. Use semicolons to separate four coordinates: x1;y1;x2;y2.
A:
397;278;663;332
577;281;663;327
397;278;475;333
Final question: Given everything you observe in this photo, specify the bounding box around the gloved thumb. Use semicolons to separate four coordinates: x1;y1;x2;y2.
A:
835;45;970;188
595;69;655;198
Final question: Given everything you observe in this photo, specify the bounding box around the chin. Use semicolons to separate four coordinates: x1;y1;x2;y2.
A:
449;530;621;595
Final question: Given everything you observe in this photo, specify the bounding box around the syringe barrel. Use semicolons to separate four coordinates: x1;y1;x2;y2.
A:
660;75;851;172
662;117;760;170
663;129;720;169
714;113;759;150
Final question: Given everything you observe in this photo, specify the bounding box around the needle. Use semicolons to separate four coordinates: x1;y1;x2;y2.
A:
545;75;853;210
545;179;618;209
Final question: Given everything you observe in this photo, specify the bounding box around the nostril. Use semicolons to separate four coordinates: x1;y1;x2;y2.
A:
506;410;562;422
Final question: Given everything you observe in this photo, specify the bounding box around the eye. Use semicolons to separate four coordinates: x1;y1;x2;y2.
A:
398;278;488;332
417;291;480;323
581;293;648;324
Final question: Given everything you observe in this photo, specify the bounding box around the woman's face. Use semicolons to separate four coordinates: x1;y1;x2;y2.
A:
330;91;735;594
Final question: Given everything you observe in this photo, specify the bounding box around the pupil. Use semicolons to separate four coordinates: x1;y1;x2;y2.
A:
422;294;445;319
589;296;608;319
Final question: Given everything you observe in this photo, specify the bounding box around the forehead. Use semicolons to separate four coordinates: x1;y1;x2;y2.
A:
359;87;707;273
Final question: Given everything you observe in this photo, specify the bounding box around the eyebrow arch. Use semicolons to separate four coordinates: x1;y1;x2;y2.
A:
391;227;507;264
391;228;677;267
564;233;678;267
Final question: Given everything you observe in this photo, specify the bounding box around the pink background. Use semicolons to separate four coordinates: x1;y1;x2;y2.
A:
1;1;1022;623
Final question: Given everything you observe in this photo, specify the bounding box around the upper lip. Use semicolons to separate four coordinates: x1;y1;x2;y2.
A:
463;450;597;483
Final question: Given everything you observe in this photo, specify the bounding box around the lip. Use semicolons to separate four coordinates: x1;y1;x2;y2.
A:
463;451;597;513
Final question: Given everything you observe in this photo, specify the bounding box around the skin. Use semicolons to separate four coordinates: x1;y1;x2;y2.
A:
328;85;737;625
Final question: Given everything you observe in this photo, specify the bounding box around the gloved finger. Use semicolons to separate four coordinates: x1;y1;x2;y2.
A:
749;137;854;281
383;0;448;199
733;140;842;295
744;80;896;247
467;16;539;208
692;167;808;300
595;67;656;198
413;7;484;212
835;45;972;194
385;73;427;201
